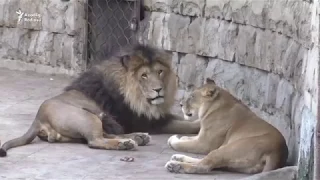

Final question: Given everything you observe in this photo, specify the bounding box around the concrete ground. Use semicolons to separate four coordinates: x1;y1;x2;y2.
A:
0;68;250;180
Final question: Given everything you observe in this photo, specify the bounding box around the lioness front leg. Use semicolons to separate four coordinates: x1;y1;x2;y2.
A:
104;133;151;146
159;118;200;134
167;135;209;154
165;161;211;174
170;154;201;163
166;138;276;174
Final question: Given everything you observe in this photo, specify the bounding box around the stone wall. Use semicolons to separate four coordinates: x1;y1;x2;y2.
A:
0;0;318;179
138;0;319;179
0;0;86;76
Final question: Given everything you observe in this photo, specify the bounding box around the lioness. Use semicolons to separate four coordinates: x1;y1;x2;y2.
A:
0;45;200;157
165;78;288;174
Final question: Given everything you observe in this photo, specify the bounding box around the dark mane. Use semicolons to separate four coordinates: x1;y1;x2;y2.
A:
64;44;171;134
132;44;156;63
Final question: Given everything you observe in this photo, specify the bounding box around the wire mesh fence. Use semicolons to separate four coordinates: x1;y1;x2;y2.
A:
86;0;141;68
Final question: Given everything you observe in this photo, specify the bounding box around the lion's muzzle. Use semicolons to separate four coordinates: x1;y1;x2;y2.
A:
147;87;165;105
148;96;165;105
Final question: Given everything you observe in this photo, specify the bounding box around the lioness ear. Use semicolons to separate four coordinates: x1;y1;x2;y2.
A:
205;78;216;85
205;90;215;97
186;84;195;91
204;88;219;97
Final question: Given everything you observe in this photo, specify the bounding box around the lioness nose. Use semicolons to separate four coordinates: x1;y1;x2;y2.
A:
153;88;162;93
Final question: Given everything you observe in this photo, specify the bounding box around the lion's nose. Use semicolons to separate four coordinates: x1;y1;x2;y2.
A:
186;113;192;117
153;88;162;93
179;102;183;107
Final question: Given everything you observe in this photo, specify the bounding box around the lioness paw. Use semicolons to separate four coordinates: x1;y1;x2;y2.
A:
165;161;184;173
117;139;137;150
180;136;191;140
171;154;185;162
132;133;151;146
167;135;180;148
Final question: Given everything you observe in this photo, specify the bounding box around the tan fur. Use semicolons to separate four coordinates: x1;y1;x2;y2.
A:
165;78;288;174
0;46;200;157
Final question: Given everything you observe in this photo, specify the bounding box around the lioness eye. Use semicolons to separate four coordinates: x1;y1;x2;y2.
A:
158;70;163;75
141;73;147;79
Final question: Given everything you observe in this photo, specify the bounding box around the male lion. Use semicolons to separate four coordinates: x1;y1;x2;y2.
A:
0;45;200;157
165;78;288;174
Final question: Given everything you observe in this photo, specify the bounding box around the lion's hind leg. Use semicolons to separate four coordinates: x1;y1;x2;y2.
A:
84;116;137;151
38;125;85;144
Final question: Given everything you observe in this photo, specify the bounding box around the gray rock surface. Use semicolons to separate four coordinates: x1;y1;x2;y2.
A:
0;0;86;74
144;11;309;76
177;54;207;89
145;0;312;46
240;166;297;180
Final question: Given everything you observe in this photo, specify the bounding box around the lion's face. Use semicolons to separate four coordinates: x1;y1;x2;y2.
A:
180;79;219;120
135;62;169;105
115;45;177;118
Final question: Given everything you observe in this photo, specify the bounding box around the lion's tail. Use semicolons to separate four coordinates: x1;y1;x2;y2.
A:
0;120;40;157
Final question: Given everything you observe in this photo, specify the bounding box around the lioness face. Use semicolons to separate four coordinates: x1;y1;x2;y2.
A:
180;89;206;120
180;79;218;120
136;62;169;105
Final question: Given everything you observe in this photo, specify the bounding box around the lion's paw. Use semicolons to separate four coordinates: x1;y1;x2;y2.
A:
117;139;138;150
165;161;184;173
171;154;186;162
167;135;180;148
132;133;151;146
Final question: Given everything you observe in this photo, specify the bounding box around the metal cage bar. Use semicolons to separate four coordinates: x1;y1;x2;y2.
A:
86;0;141;68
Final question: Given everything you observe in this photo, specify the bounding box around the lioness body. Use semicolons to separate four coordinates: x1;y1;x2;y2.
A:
166;79;288;174
0;45;200;157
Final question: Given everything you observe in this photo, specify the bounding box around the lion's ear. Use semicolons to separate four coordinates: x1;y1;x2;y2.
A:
120;55;131;70
205;78;216;85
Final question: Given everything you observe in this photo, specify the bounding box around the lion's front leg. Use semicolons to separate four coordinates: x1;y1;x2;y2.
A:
104;133;151;146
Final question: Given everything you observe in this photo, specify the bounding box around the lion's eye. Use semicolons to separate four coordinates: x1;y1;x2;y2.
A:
141;73;148;79
158;70;163;75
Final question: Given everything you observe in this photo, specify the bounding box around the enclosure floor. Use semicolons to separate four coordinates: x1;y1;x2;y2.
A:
0;68;249;180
